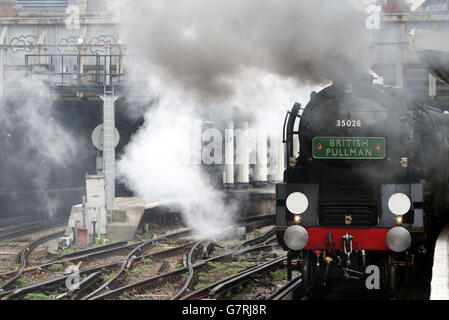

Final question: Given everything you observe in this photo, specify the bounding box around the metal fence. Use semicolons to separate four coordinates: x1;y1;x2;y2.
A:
25;53;126;86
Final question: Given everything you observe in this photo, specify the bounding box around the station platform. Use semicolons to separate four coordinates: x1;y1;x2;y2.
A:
66;186;275;241
430;224;449;300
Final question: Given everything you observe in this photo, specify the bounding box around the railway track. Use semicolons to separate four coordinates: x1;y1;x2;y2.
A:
0;219;66;242
2;214;276;300
0;230;65;292
90;243;282;300
83;220;276;300
237;227;275;250
0;228;192;296
4;213;419;301
0;216;35;232
180;254;288;300
268;277;304;300
79;229;194;300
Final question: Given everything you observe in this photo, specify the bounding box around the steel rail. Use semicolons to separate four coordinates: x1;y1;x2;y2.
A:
2;232;195;299
3;268;108;300
63;272;102;300
268;276;303;300
4;241;142;279
0;220;66;241
90;243;280;300
54;214;272;269
4;242;192;300
81;215;275;300
236;214;275;224
48;228;191;266
208;256;286;298
1;231;192;299
80;228;192;300
55;241;128;260
237;227;276;249
174;219;278;300
3;214;276;300
0;216;45;233
174;222;277;299
263;236;278;245
241;218;275;233
172;241;204;300
202;241;214;259
2;260;124;300
0;230;65;292
180;255;287;300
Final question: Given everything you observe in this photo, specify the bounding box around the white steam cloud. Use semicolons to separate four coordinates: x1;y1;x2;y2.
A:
114;0;369;236
0;71;81;218
117;83;238;236
119;0;369;97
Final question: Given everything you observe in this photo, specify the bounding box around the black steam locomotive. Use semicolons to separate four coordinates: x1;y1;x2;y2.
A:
276;79;449;293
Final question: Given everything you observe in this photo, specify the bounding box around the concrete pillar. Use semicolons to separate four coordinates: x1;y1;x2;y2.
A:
224;121;234;185
116;55;120;80
119;49;125;75
268;135;284;182
235;121;249;187
255;129;268;186
429;23;438;100
78;48;84;74
396;23;405;88
268;134;277;183
277;139;285;181
100;93;119;211
429;74;436;99
105;44;111;85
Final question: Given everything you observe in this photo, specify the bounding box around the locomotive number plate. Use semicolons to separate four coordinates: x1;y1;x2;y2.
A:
312;137;385;159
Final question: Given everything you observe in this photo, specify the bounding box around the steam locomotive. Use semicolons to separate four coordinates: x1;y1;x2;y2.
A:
276;79;449;293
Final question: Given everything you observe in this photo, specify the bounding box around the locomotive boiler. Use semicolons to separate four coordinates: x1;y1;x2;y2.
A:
276;79;449;293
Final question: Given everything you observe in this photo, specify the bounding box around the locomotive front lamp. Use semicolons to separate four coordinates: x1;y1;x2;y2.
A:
286;192;308;215
388;193;411;216
395;215;403;226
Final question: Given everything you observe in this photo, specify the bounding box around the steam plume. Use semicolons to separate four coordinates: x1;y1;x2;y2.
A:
0;71;81;218
114;0;369;236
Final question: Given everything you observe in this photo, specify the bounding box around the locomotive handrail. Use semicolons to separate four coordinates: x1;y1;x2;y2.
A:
286;103;302;169
282;111;290;143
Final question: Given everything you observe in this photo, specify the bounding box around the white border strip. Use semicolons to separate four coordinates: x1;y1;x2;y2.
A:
430;224;449;300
